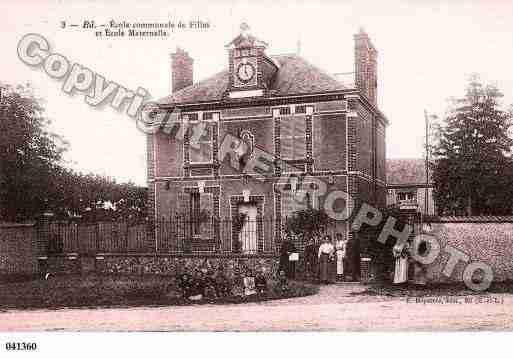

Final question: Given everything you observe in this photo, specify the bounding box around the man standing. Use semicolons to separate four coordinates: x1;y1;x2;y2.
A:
279;235;297;279
304;238;318;282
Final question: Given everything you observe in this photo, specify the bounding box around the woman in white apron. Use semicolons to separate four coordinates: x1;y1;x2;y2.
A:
393;240;409;284
335;234;347;282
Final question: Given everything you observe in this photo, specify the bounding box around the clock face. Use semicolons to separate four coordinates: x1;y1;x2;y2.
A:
236;62;255;83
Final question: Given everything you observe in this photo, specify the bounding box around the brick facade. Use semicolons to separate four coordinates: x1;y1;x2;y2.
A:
170;48;193;93
148;26;388;276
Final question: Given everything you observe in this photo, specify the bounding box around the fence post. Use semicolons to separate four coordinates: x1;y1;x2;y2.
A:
174;213;179;253
125;221;129;253
36;212;54;256
35;212;53;275
166;214;175;253
95;222;100;254
146;218;155;253
154;219;159;253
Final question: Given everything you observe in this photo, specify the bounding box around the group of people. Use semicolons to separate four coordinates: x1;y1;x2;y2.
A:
315;233;348;284
278;232;426;286
280;233;349;284
392;237;428;285
176;267;268;301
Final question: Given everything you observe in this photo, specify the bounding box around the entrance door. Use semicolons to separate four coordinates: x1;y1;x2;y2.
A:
238;204;258;254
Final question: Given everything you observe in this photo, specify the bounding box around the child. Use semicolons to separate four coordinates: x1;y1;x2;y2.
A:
277;269;289;293
243;269;257;296
177;273;192;299
204;269;218;300
255;268;268;294
231;268;244;297
214;266;230;298
188;269;205;301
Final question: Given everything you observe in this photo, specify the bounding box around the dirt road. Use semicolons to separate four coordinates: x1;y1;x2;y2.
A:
1;284;511;331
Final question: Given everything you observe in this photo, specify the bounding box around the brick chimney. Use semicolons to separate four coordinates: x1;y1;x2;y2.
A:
170;48;194;93
354;28;378;105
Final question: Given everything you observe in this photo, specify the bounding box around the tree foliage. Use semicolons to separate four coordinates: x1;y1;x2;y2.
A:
285;208;335;243
431;75;513;216
357;205;404;282
0;84;147;222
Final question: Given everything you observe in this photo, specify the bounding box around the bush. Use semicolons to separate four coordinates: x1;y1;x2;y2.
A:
285;208;335;243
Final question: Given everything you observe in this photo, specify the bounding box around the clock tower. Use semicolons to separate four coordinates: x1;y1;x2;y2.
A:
226;23;277;99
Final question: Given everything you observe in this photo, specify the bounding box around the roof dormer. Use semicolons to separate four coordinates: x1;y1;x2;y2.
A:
225;23;277;99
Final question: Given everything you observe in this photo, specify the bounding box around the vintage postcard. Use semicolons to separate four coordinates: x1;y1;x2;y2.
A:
1;0;513;356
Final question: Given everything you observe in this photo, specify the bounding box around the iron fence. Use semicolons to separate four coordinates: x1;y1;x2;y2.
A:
36;216;301;256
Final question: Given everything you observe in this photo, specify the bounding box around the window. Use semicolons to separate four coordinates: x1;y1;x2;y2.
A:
188;121;213;164
185;191;214;237
238;131;254;168
203;112;219;121
280;115;306;160
183;113;199;121
397;191;416;202
295;105;307;114
279;107;291;115
190;192;201;235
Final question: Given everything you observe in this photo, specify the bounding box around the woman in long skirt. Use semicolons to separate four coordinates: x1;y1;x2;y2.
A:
393;241;409;284
318;236;334;284
335;233;347;282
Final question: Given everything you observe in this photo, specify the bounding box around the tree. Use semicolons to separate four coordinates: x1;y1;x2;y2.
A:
49;169;147;222
431;75;513;216
0;84;147;222
357;205;402;282
0;84;68;221
285;208;335;245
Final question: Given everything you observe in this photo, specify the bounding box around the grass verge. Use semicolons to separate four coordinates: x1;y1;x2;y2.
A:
0;274;318;310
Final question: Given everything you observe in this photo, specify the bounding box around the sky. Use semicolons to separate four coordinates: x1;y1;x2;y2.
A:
1;0;513;186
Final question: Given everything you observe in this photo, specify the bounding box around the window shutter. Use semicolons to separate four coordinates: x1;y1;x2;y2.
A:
199;192;214;238
178;193;191;218
293;117;306;159
201;143;212;162
280;117;293;159
281;191;292;219
177;192;191;239
280;116;306;160
189;122;213;163
199;192;213;217
281;138;293;159
190;147;201;163
280;116;293;137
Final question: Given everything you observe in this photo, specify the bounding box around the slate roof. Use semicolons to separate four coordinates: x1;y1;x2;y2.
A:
159;54;349;105
387;158;431;185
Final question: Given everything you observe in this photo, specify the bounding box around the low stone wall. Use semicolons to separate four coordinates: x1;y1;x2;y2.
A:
44;254;281;280
0;224;38;277
9;218;513;286
424;221;513;283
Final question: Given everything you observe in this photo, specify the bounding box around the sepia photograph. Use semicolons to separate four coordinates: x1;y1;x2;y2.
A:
1;0;513;356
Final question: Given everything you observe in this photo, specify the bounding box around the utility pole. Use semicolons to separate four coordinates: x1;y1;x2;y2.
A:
424;110;430;216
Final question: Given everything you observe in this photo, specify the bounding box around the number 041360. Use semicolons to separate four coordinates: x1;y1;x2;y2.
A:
5;342;37;351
